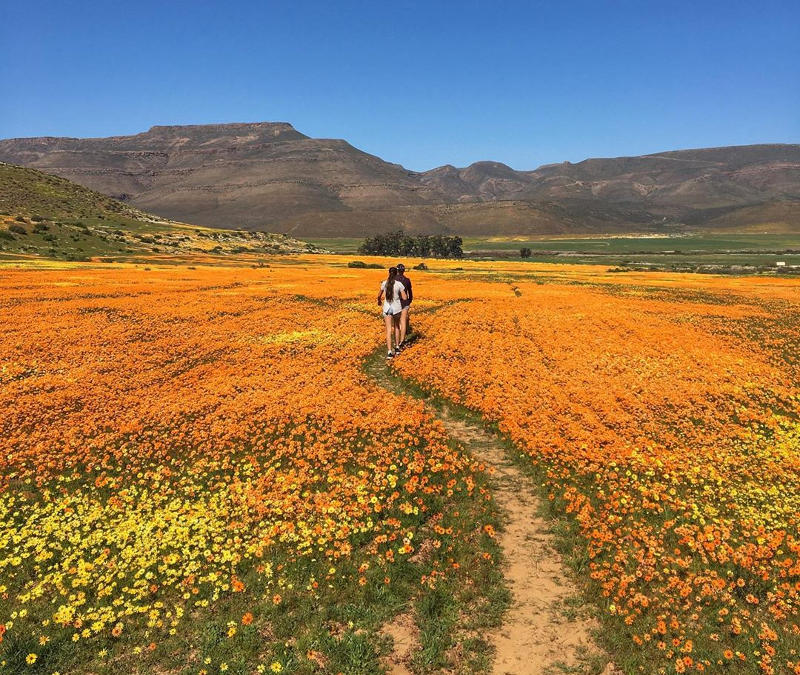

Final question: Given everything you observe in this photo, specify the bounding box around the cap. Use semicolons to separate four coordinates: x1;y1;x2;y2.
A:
397;263;406;271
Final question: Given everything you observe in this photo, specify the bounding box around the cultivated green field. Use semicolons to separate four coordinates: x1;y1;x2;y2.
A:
308;234;800;272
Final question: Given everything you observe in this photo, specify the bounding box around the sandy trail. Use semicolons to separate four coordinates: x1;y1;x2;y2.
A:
369;347;612;674
438;408;606;674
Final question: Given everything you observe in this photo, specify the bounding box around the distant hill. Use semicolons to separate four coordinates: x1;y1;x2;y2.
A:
0;123;798;236
0;162;322;260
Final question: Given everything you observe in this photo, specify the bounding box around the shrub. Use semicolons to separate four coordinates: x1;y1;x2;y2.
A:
347;260;383;269
33;223;49;234
0;230;14;241
413;262;428;270
520;247;532;258
9;224;26;235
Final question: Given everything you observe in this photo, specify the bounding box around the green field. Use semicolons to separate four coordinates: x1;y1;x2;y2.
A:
308;234;800;272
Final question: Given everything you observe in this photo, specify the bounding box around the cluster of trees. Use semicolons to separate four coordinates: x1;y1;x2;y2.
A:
359;231;463;258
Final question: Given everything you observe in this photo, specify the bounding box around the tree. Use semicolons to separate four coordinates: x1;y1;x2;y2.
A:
358;231;462;258
520;247;532;258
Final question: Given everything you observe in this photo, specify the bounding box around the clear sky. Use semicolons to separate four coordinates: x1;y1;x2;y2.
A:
2;0;798;171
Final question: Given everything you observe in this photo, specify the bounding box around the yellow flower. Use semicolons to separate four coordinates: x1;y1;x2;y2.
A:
270;663;283;673
26;653;37;665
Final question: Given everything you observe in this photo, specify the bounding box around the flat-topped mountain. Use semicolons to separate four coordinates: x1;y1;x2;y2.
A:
1;123;798;236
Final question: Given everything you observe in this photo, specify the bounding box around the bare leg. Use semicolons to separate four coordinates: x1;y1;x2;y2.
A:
384;314;394;354
399;307;409;344
393;315;402;350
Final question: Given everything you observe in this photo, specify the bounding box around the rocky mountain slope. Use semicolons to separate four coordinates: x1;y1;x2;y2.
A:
1;123;798;236
0;162;322;260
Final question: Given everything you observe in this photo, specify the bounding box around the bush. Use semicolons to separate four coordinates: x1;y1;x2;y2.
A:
0;230;14;241
520;247;532;258
9;224;26;235
413;262;428;270
33;223;49;234
14;215;26;223
347;260;384;269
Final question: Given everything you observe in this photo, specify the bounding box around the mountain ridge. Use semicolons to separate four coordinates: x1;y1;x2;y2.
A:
1;123;798;236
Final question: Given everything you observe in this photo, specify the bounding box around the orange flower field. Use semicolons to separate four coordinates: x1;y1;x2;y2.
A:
391;263;800;674
1;255;799;674
0;260;503;674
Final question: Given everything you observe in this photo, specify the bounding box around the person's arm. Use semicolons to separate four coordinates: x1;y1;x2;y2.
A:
400;288;408;302
407;278;413;303
377;285;384;306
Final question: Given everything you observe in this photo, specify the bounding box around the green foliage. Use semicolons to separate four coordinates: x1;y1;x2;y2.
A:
9;224;26;235
359;230;463;258
347;260;383;269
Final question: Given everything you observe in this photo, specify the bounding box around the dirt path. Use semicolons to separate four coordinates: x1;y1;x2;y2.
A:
437;408;606;675
367;352;612;674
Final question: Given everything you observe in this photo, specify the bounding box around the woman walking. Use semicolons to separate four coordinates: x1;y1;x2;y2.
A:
377;266;408;359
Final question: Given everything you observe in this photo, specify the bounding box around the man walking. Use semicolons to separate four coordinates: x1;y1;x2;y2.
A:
396;263;413;349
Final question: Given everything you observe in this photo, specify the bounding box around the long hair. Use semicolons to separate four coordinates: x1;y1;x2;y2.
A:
385;266;398;302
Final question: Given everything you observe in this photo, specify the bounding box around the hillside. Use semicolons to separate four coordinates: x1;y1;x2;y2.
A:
0;123;798;236
0;162;322;260
0;123;445;232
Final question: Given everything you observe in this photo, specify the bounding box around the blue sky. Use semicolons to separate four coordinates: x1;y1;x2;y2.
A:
2;0;798;171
